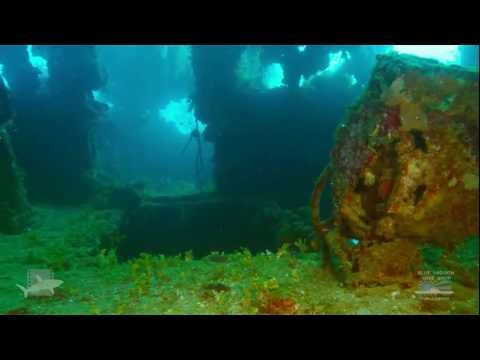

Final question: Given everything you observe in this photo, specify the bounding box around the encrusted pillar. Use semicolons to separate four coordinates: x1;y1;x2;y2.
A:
313;53;479;286
4;45;105;204
0;81;31;233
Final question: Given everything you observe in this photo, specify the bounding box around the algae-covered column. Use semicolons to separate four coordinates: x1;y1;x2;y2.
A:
314;53;479;286
23;45;105;203
1;45;105;204
191;45;349;208
0;81;31;233
37;45;104;203
191;45;244;140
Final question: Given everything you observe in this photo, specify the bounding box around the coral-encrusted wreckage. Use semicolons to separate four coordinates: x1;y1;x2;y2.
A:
312;53;479;287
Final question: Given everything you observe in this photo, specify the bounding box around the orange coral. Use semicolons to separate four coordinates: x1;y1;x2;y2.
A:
377;179;393;200
259;296;298;315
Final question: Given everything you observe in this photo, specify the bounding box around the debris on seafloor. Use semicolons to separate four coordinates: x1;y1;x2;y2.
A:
311;53;479;288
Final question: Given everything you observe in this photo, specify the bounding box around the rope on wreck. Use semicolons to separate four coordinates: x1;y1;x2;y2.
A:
310;163;332;237
310;163;334;269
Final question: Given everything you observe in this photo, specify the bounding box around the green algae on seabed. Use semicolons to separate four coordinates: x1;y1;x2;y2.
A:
0;206;478;315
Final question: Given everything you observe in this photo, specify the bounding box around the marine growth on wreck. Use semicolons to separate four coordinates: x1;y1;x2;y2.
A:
0;45;478;315
313;54;479;290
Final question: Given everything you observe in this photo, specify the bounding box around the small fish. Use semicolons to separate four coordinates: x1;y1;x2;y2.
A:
347;238;360;247
16;275;63;298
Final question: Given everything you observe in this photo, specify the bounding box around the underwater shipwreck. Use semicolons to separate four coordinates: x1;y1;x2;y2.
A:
0;45;478;315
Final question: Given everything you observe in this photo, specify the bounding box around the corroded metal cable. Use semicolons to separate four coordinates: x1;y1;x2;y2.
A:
310;163;332;237
310;164;335;270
